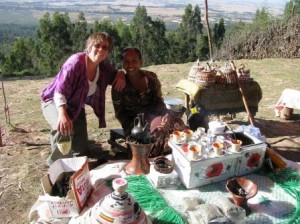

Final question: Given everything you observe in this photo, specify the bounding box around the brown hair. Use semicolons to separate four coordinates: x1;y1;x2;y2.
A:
85;32;112;53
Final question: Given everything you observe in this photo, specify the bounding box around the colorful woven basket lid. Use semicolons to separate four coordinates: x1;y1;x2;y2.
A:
82;178;151;224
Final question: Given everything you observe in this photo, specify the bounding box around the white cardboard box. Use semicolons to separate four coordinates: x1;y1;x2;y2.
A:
41;156;92;218
148;164;180;188
169;132;267;189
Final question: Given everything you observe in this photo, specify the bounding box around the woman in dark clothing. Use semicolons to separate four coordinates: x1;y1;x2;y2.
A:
112;47;186;157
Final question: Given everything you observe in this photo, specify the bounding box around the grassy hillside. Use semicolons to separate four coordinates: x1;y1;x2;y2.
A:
1;58;299;140
0;58;300;223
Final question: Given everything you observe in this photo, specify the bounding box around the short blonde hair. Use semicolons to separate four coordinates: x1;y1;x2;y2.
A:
85;32;112;53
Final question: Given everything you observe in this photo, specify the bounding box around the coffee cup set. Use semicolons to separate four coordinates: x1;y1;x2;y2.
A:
191;127;206;140
210;139;243;157
170;129;194;145
186;141;207;161
170;127;243;160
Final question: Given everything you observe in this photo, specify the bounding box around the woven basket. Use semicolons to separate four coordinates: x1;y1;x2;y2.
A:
215;71;227;84
195;70;216;86
216;68;237;85
237;68;252;83
223;70;237;84
188;64;204;82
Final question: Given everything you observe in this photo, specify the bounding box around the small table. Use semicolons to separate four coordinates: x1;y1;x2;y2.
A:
176;79;262;116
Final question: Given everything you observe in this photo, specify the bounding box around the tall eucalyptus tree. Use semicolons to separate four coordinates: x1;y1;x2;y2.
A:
71;12;88;52
284;0;300;19
130;4;150;64
36;12;72;75
147;19;168;65
130;4;169;66
2;38;36;75
213;18;226;49
178;4;203;62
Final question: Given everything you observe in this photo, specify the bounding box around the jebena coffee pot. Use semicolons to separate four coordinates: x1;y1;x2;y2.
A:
131;113;151;143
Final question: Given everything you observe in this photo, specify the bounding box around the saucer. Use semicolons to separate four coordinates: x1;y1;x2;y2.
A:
209;149;226;158
170;138;186;145
227;148;243;154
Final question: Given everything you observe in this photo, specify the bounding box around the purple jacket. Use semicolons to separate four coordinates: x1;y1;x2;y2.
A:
41;52;117;128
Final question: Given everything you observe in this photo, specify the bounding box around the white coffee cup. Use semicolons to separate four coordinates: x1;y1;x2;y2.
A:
187;143;200;160
230;140;242;152
183;129;193;142
170;131;183;143
196;127;206;135
212;142;224;156
197;141;206;154
216;135;225;143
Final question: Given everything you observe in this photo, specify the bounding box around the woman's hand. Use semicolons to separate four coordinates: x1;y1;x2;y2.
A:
113;70;126;91
157;113;171;132
57;105;73;136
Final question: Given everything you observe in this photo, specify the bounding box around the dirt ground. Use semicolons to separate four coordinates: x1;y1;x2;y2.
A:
0;60;300;223
1;111;299;224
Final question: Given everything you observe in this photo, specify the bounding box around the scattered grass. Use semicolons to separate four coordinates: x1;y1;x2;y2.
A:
1;58;300;141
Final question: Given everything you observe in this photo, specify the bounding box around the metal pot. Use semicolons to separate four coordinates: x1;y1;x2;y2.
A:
208;121;225;134
164;98;183;112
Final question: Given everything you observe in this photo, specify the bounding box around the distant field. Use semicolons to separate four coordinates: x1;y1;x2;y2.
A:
0;1;262;25
0;9;38;25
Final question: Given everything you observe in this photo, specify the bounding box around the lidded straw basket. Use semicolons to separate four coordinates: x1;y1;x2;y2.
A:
194;70;216;86
219;67;237;84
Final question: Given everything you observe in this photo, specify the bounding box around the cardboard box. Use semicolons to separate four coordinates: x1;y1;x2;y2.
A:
148;164;180;188
41;156;92;218
169;132;267;189
234;142;267;176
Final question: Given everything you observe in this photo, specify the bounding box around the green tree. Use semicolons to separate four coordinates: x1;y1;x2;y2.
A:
192;5;203;35
146;19;168;65
196;35;209;60
2;38;35;75
165;30;182;64
115;19;133;49
252;8;274;30
36;12;72;75
0;51;4;72
71;12;88;52
178;4;203;62
130;5;169;66
284;0;300;19
115;19;133;67
213;18;226;49
130;4;151;64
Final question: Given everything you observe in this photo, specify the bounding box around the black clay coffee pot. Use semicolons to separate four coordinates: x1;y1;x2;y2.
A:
130;113;151;143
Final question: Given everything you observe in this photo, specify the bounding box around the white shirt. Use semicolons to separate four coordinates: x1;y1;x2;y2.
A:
54;67;99;108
